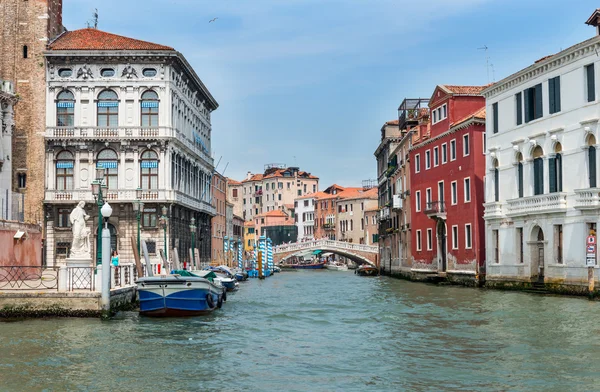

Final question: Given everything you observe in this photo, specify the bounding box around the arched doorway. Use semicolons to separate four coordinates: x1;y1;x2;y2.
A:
531;225;545;282
437;220;447;272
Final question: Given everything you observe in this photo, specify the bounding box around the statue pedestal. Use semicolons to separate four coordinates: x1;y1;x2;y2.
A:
65;257;94;290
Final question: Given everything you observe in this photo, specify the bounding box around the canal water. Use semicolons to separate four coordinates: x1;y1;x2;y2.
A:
2;271;600;391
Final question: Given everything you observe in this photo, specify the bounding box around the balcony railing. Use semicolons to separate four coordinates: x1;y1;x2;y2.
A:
574;188;600;210
424;201;446;219
506;193;567;217
323;223;335;229
483;202;503;219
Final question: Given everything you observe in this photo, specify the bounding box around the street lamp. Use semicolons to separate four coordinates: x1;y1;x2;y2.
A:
100;201;113;312
158;205;169;263
92;168;108;267
189;217;196;270
132;188;144;257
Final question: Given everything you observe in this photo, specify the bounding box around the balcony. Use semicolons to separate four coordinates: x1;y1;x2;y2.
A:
398;98;430;130
392;194;403;210
323;222;335;230
483;202;503;219
254;190;263;196
506;193;567;217
379;207;391;221
424;201;446;220
574;188;600;210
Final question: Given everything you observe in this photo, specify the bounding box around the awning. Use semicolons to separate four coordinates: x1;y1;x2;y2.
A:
312;250;323;255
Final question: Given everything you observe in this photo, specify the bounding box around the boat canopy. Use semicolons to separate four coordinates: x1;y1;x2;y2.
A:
312;250;323;255
187;270;218;282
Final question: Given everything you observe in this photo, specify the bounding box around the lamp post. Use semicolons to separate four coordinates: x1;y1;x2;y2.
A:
100;202;113;312
132;188;144;257
189;217;196;270
92;168;108;267
158;205;169;263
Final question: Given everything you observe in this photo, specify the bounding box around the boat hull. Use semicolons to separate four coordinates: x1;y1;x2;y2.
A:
356;267;378;276
137;277;223;317
291;262;326;269
325;264;349;271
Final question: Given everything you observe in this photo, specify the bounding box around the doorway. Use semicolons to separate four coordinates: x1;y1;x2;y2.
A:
437;220;447;272
531;226;545;282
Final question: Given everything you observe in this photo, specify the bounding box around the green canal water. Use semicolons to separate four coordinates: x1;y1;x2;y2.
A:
2;271;600;391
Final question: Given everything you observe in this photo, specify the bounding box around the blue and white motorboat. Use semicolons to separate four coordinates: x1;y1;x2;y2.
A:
136;270;225;317
205;265;240;291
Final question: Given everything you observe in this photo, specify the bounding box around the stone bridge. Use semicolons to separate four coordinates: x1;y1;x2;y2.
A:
274;240;378;266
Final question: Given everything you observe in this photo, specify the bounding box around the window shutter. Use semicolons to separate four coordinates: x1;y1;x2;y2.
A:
590;147;597;188
524;89;531;123
548;157;556;193
534;158;544;195
557;153;563;191
535;83;543;119
548;78;555;114
587;64;596;102
554;77;561;112
493;103;499;134
494;168;499;202
516;93;523;125
518;163;524;197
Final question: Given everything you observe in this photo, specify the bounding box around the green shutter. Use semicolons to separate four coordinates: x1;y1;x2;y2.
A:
493;103;499;134
554;77;561;112
516;93;523;125
534;158;544;195
549;78;555;114
518;162;524;197
494;168;499;202
535;84;543;119
590;147;597;188
549;157;556;193
524;89;531;123
557;153;563;191
587;64;596;102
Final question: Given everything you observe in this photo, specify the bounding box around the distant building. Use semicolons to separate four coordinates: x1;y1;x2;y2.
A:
212;172;227;263
226;178;243;217
253;209;297;245
238;164;319;221
363;207;378;246
313;184;346;240
335;188;377;244
295;193;316;241
243;220;256;255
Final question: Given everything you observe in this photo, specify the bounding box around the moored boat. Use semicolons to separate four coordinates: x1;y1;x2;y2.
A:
136;270;225;317
291;261;326;269
325;262;349;271
355;264;379;276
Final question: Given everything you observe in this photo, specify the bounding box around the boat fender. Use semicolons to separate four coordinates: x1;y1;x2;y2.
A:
217;295;223;309
222;290;227;302
206;293;215;309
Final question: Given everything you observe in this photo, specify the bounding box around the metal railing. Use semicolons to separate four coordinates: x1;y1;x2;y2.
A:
424;201;446;215
68;267;95;291
0;266;59;290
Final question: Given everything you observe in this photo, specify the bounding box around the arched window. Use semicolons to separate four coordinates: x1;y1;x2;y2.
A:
140;150;158;190
56;90;75;127
549;143;563;193
588;134;597;188
97;149;118;189
491;159;499;202
97;89;119;127
141;90;159;127
56;150;74;190
533;146;544;195
516;152;524;198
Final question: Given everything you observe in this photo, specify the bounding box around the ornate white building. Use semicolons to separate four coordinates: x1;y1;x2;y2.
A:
483;13;600;293
43;28;218;266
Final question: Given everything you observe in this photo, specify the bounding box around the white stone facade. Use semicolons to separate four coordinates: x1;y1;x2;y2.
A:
44;47;218;267
295;195;315;241
483;33;600;289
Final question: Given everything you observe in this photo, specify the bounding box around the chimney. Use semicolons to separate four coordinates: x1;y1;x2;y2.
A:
246;171;252;180
585;9;600;36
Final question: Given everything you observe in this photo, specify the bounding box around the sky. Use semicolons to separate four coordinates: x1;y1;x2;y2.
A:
65;0;599;187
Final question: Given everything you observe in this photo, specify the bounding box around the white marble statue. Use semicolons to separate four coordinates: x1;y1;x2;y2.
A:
69;201;91;258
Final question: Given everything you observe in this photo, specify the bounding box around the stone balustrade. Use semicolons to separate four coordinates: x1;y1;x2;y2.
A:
483;201;504;219
274;239;378;254
573;188;600;210
506;193;567;217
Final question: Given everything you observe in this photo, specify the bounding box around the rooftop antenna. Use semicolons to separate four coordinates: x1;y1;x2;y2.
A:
222;162;229;176
214;156;222;172
490;63;496;82
477;45;490;83
93;8;98;29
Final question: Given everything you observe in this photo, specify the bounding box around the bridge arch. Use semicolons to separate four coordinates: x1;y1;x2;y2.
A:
274;240;378;267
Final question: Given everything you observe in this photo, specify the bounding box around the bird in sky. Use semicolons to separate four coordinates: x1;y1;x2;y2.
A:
209;17;218;23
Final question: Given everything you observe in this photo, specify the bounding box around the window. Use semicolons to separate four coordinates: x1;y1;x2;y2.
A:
17;173;26;189
441;143;447;164
100;68;115;77
146;240;157;254
278;194;282;201
492;160;499;202
492;102;499;133
141;90;159;127
426;188;432;204
232;189;238;198
464;178;471;202
483;132;486;154
433;146;439;167
452;225;458;249
97;89;119;127
140;150;158;189
313;184;316;193
56;242;70;256
432;104;447;124
56;90;75;127
451;181;457;205
493;230;499;263
55;150;74;190
415;154;421;173
533;146;544;195
463;134;470;156
22;45;28;58
450;140;456;161
465;224;472;249
287;182;291;189
142;208;157;227
142;68;157;77
586;64;596;102
97;149;118;189
549;152;563;193
515;92;523;125
415;191;421;212
524;83;543;122
425;150;431;169
427;228;433;250
548;76;561;114
57;208;71;228
416;230;422;251
279;182;283;189
58;68;73;77
555;225;563;264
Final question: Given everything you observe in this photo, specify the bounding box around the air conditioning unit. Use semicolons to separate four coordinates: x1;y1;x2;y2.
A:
2;80;14;94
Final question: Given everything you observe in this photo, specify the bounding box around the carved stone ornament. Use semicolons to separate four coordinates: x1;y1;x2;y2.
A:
121;65;138;79
76;65;94;80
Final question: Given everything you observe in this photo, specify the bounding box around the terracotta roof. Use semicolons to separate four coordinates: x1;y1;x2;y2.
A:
244;221;255;227
385;119;399;126
227;178;242;185
534;55;554;64
257;210;289;218
450;107;486;128
49;28;174;51
296;191;323;200
337;187;378;201
242;174;264;183
441;85;491;95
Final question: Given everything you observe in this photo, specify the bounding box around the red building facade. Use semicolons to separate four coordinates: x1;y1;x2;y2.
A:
409;85;487;281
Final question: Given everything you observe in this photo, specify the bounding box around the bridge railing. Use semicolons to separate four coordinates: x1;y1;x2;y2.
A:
274;239;378;254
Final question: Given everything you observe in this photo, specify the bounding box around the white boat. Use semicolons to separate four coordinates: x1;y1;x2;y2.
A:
325;262;349;271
